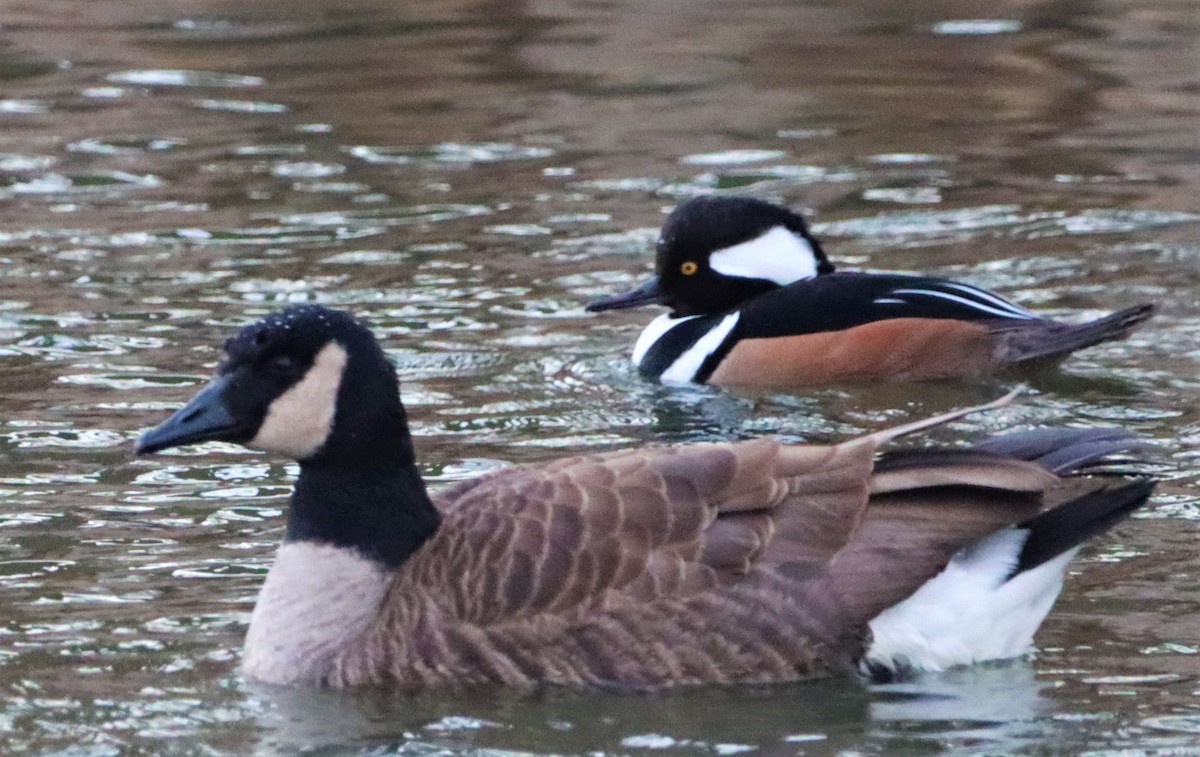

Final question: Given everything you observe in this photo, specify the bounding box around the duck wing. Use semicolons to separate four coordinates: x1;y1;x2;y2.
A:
704;274;1151;384
735;272;1038;339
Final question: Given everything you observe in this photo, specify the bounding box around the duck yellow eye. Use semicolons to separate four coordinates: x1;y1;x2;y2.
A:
680;261;698;276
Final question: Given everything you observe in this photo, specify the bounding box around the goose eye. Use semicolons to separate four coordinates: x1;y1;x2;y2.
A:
680;261;698;276
269;355;297;375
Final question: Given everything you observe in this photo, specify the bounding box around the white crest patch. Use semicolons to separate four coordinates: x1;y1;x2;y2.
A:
708;225;819;285
250;341;348;459
865;528;1073;674
242;542;389;686
660;312;740;384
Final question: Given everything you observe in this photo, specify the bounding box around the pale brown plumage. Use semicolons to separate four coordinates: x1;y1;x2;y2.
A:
324;416;1086;690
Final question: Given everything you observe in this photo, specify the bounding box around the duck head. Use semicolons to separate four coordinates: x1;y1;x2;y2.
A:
587;196;834;317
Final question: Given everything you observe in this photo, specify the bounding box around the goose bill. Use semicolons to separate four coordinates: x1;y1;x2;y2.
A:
135;375;243;454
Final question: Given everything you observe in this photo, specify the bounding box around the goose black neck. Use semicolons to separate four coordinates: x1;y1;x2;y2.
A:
286;456;440;568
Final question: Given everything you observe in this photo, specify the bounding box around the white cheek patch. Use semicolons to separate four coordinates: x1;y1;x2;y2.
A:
249;341;348;459
708;225;819;285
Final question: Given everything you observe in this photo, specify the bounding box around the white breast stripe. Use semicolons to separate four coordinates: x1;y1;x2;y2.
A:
709;226;819;285
632;313;700;368
660;312;740;384
943;283;1035;317
889;288;1036;320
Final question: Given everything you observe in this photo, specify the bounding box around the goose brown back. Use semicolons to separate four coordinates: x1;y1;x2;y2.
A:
330;435;1068;689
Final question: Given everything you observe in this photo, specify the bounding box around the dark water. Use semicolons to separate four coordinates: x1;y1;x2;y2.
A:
2;0;1200;753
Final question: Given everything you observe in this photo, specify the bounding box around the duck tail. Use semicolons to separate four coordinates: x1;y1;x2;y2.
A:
1000;303;1155;364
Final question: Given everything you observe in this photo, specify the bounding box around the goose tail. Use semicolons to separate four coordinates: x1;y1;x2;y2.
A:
862;429;1152;680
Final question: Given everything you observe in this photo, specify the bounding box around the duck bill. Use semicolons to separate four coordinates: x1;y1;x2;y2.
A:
135;375;242;455
585;277;666;312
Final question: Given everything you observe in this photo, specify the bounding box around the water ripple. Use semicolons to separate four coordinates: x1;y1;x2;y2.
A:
277;203;491;229
932;19;1023;35
192;99;287;114
3;429;128;449
348;143;555;165
0;4;1197;754
680;149;788;166
67;137;185;155
320;250;409;265
0;100;47;114
106;70;264;88
5;171;162;196
817;206;1200;243
0;153;57;171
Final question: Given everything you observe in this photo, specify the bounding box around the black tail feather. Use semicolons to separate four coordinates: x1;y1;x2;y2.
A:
1003;303;1155;364
1013;478;1154;576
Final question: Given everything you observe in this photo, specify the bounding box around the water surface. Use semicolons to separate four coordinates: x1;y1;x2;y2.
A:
2;0;1200;753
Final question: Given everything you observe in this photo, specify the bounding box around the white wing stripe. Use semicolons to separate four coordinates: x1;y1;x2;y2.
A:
889;289;1036;320
942;282;1035;317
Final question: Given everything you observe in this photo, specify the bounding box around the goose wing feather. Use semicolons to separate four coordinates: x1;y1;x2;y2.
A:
421;438;876;618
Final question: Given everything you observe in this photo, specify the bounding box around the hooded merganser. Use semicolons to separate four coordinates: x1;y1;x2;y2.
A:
587;196;1154;388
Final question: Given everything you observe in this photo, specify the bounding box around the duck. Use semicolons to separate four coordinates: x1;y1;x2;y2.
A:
135;304;1153;690
586;195;1155;388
